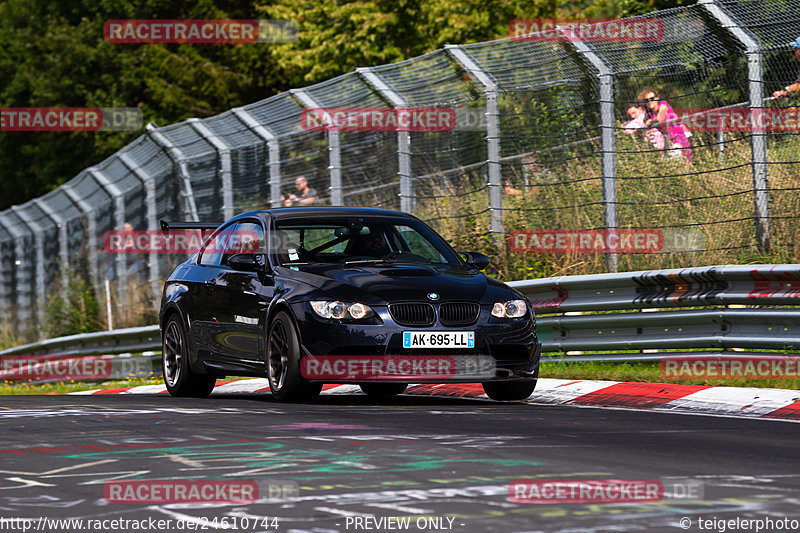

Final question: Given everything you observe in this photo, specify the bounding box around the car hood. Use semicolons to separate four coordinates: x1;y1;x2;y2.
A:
278;263;514;304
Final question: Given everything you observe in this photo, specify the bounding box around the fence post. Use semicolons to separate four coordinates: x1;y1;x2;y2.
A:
699;0;770;251
188;119;234;220
566;37;619;272
357;67;414;213
63;184;100;293
10;207;46;335
33;199;70;296
0;214;31;336
118;153;161;305
88;167;127;312
231;107;282;209
291;89;343;206
146;124;200;221
445;45;503;241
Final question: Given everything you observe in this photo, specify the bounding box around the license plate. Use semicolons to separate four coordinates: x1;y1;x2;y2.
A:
402;331;474;349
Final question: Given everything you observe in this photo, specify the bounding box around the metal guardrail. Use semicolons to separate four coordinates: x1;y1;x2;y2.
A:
509;264;800;360
0;265;798;363
508;264;800;311
0;325;161;357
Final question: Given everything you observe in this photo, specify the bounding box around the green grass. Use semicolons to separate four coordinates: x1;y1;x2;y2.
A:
0;375;164;395
541;360;800;390
0;374;266;395
413;134;800;282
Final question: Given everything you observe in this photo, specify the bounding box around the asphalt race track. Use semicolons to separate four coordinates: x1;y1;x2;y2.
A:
0;392;798;533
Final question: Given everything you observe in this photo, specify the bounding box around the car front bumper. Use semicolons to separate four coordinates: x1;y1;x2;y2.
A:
290;302;540;383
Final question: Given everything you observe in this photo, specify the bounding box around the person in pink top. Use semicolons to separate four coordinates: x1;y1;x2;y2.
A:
638;88;693;163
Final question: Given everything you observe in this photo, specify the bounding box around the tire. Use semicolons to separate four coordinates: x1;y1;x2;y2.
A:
359;383;408;397
162;314;216;397
482;380;537;401
267;311;322;402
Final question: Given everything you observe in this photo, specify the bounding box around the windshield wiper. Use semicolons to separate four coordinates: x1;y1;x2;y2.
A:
343;259;391;265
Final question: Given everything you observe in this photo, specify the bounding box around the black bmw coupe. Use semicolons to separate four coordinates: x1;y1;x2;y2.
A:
159;207;541;402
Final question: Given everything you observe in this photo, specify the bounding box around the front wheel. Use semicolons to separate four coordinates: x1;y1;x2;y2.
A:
482;380;536;401
360;383;408;397
267;311;322;402
162;315;216;397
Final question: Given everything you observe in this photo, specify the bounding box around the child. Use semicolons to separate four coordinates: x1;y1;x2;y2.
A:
622;102;665;151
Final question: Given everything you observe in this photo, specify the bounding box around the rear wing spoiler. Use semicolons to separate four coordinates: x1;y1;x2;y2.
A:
160;220;223;233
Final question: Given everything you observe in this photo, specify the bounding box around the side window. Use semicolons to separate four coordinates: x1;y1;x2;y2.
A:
397;226;446;262
198;226;232;266
222;221;265;266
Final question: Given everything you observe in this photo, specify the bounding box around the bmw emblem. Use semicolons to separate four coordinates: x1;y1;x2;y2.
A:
427;292;440;301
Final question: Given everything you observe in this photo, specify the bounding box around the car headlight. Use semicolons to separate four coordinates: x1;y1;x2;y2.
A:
310;301;375;320
491;299;527;318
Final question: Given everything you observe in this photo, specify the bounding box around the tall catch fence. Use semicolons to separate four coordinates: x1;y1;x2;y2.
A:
1;0;799;339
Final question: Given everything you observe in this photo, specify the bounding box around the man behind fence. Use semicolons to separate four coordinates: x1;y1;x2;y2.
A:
281;176;317;207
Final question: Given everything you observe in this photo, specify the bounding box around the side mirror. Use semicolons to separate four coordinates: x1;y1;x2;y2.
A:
228;253;266;273
459;251;491;271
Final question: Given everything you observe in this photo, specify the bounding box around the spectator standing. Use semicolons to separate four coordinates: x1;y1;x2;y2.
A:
773;36;800;99
282;176;317;207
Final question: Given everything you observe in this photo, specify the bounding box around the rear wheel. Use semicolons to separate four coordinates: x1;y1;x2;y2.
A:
482;380;536;401
267;311;322;402
162;315;216;397
359;383;408;397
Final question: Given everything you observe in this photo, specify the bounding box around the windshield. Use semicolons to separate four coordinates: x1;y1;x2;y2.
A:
271;218;462;267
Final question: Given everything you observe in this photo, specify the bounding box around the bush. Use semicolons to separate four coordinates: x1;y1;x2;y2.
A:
42;269;101;338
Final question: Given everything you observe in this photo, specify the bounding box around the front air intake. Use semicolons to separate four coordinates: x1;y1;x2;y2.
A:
439;302;480;326
389;303;436;327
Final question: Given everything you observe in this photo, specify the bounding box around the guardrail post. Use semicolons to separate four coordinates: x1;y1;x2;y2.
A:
33;199;70;296
63;184;100;293
118;153;161;305
146;124;200;221
565;36;618;272
0;234;10;329
291;89;343;206
0;214;31;336
445;45;503;240
188;119;235;220
10;207;46;335
699;0;770;252
231;107;282;209
357;67;414;213
88;167;127;313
